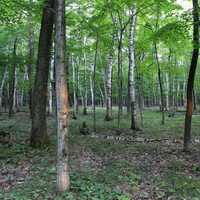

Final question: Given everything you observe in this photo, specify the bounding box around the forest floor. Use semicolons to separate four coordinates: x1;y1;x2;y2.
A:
0;107;200;200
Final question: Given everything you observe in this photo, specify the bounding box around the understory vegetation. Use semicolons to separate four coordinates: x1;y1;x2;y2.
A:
1;108;200;200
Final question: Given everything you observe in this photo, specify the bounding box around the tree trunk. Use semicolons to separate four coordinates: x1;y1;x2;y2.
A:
154;43;165;125
48;57;54;114
72;56;77;119
93;34;99;132
14;69;19;112
28;0;35;117
193;89;197;111
75;58;79;114
9;38;17;118
90;74;94;108
30;0;54;147
165;73;169;111
128;6;137;130
117;29;123;128
105;34;114;121
0;66;7;113
184;0;199;152
83;45;88;115
55;0;70;192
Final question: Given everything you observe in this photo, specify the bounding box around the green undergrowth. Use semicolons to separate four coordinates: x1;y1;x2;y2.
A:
1;108;200;199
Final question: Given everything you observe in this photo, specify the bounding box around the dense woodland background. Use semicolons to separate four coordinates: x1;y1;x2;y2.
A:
1;0;200;199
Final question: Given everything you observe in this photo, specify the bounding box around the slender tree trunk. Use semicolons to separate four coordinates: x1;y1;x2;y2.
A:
154;43;165;125
28;0;34;117
117;30;123;128
30;0;54;147
75;58;79;114
9;38;17;118
14;69;19;112
138;73;144;128
184;0;199;152
48;57;54;114
128;6;137;130
105;35;114;121
193;89;197;111
72;56;77;119
93;34;99;132
0;66;7;113
83;47;88;115
55;0;70;192
90;74;94;108
176;81;180;111
99;85;105;107
165;73;169;111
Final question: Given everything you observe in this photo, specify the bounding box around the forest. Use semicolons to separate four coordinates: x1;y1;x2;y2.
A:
1;0;200;199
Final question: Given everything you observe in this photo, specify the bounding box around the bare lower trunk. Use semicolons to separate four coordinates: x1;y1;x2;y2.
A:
55;0;70;192
30;0;54;147
184;0;199;152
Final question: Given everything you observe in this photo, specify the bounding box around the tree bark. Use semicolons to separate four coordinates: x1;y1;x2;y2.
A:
30;0;54;147
105;34;114;121
83;44;88;115
184;0;199;152
154;43;165;125
165;73;169;111
117;29;123;128
93;34;99;132
48;56;54;114
9;38;17;118
28;0;35;117
75;58;79;114
128;6;137;130
72;56;77;119
55;0;70;192
0;66;7;113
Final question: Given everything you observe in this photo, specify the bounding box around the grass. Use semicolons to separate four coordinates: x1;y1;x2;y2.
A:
0;107;200;199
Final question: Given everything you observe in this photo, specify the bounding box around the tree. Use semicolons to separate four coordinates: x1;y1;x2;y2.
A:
93;33;99;132
105;31;115;121
9;38;17;118
55;0;70;192
128;6;137;130
27;0;35;117
30;0;55;147
184;0;199;152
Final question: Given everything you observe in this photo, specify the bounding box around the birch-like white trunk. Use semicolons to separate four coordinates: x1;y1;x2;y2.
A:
48;57;54;114
128;6;137;129
83;45;88;115
105;40;114;120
